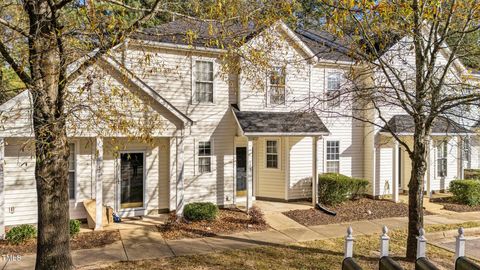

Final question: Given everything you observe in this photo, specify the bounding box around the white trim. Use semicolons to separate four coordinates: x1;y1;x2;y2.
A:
379;132;473;136
117;150;147;215
244;132;330;136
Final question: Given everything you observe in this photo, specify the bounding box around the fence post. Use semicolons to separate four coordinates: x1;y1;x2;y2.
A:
380;226;390;257
455;227;466;260
345;226;354;258
416;228;427;259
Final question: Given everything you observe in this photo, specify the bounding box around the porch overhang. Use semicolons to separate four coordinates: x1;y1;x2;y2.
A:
231;107;330;137
379;115;474;136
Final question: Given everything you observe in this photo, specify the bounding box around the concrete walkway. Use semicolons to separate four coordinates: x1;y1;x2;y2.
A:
3;210;480;269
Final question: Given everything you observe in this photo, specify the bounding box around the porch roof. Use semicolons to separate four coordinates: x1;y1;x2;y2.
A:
380;115;473;135
232;107;330;136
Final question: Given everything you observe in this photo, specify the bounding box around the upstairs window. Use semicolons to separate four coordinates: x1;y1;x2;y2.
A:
269;67;286;105
436;141;448;177
198;141;212;173
266;140;279;168
195;61;214;103
326;141;340;173
327;72;342;107
68;143;76;200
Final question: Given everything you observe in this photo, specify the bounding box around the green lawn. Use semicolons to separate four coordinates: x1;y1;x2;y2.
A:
97;222;480;270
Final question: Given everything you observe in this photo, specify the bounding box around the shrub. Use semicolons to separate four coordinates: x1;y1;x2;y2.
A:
248;206;267;225
69;219;81;237
184;202;219;221
464;169;480;180
450;180;480;206
6;224;37;245
317;173;369;206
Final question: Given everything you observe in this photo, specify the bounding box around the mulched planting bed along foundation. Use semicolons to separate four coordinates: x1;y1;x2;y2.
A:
158;208;269;240
0;230;121;255
283;198;433;226
430;197;480;212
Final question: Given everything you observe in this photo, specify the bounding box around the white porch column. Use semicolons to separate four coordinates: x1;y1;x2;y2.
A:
246;138;254;210
95;137;103;230
392;140;399;203
176;136;185;217
0;138;5;239
312;136;318;206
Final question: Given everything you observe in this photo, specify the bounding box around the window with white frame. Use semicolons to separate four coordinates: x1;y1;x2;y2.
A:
198;141;212;173
326;72;342;107
195;60;214;103
266;140;279;168
326;141;340;173
463;137;471;169
68;143;76;200
269;67;286;105
436;141;448;177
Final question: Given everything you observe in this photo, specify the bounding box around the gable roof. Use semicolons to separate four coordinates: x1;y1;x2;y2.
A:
132;19;260;49
380;115;472;135
0;56;194;129
232;108;329;136
99;56;193;125
294;29;355;63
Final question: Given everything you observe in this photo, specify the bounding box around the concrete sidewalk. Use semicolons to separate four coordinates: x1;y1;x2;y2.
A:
3;211;480;270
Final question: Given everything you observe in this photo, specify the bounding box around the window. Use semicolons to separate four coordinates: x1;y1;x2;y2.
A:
198;141;212;173
436;141;448;177
266;140;279;168
326;141;340;173
68;143;76;200
195;61;214;103
463;137;471;169
327;72;342;107
269;67;286;105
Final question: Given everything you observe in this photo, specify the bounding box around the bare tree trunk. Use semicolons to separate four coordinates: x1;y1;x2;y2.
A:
26;1;73;268
406;130;427;260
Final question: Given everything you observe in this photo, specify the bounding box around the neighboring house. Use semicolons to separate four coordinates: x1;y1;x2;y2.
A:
0;20;479;235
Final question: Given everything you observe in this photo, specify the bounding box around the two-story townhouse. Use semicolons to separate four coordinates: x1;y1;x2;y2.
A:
0;19;478;236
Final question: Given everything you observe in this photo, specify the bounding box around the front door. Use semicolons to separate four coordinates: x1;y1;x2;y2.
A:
120;152;144;209
236;147;247;197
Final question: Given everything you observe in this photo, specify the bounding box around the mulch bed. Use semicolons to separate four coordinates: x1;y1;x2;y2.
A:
0;230;121;255
283;198;433;226
430;197;480;212
157;208;269;240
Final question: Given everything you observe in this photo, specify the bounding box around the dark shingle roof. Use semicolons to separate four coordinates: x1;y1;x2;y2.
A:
233;109;329;135
380;115;472;134
294;29;355;62
132;19;259;48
